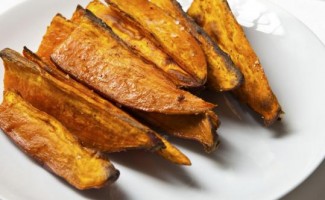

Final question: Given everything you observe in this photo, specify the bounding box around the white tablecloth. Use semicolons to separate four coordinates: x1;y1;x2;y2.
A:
0;0;324;199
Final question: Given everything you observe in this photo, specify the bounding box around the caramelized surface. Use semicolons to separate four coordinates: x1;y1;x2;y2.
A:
188;0;282;125
106;0;207;84
37;14;76;65
86;0;198;87
24;47;191;165
150;0;243;91
1;48;161;152
52;7;214;114
137;110;220;153
0;91;119;190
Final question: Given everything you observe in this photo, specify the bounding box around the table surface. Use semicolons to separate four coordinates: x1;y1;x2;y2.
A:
0;0;324;199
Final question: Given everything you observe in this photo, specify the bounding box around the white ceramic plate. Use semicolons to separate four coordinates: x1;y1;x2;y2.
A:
0;0;325;200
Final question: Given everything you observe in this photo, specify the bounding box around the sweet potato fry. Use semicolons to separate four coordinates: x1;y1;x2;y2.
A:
155;134;191;165
1;48;162;153
37;14;76;66
149;0;243;91
0;91;119;190
86;0;198;87
34;14;192;165
24;48;191;166
105;0;207;84
136;110;220;153
52;6;214;114
188;0;282;125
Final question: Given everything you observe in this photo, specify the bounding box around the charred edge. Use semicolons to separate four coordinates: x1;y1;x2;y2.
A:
105;0;206;86
203;113;220;153
107;168;120;185
0;48;42;74
23;46;58;75
264;107;284;127
147;130;166;152
168;0;243;90
76;5;160;72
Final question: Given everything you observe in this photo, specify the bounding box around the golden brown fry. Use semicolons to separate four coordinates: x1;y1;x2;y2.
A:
1;48;162;153
33;14;192;165
37;14;76;65
149;0;243;91
137;110;220;153
0;91;119;190
105;0;207;84
188;0;282;125
155;134;191;165
86;0;198;87
52;6;214;114
24;48;191;166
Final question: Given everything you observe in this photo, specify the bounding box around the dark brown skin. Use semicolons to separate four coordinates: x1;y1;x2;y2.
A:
105;0;207;85
188;0;282;125
34;14;192;165
149;0;243;91
1;48;162;153
0;91;119;190
86;0;198;87
136;110;220;153
52;7;214;114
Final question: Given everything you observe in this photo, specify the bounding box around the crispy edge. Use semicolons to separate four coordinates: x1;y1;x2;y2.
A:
86;0;200;88
150;0;243;91
0;90;119;190
105;0;208;84
188;0;282;125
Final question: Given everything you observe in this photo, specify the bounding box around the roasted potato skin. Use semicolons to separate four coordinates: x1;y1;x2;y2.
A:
52;7;214;114
34;13;192;165
86;0;198;87
2;48;162;152
188;0;282;125
25;48;192;166
137;110;220;153
0;91;119;190
149;0;243;91
105;0;207;85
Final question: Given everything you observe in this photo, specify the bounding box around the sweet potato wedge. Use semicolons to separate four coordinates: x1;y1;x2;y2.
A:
149;0;243;91
37;14;76;66
1;48;162;153
86;0;198;87
136;110;220;153
52;6;214;114
0;91;119;190
188;0;282;125
155;134;191;165
105;0;207;85
33;14;192;165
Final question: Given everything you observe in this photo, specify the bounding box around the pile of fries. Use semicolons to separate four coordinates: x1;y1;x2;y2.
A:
0;0;282;190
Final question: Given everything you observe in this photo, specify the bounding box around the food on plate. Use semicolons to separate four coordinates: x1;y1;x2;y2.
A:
51;6;214;114
35;12;193;164
2;48;162;153
187;0;282;125
105;0;207;85
24;47;191;165
86;0;198;87
136;110;220;153
0;0;285;193
0;91;119;190
149;0;243;91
